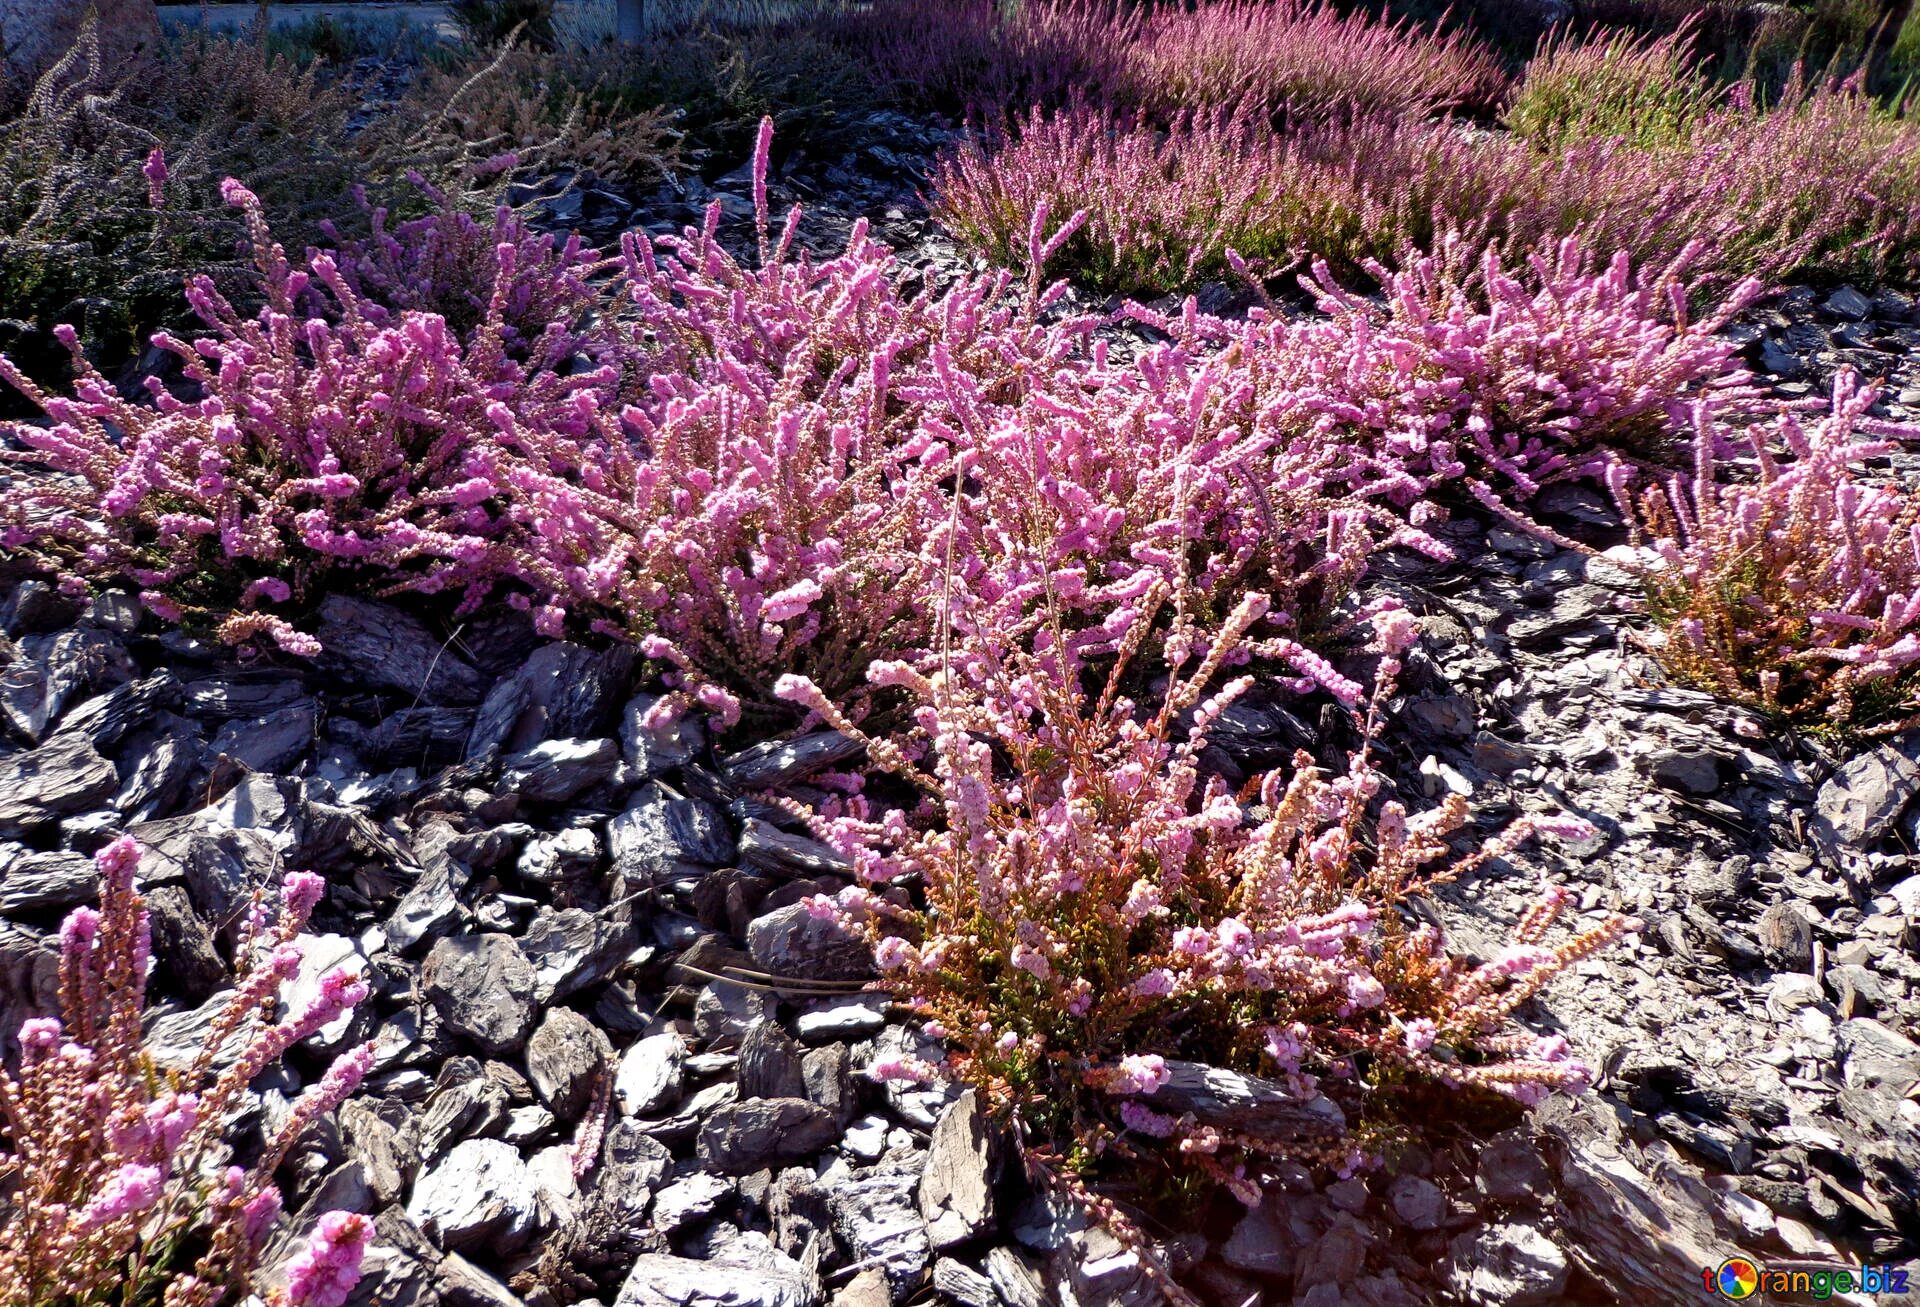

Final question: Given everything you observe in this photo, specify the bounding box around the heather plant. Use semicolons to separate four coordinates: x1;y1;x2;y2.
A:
774;589;1632;1296
0;836;374;1307
318;180;607;355
936;69;1920;301
484;121;1001;725
1283;233;1767;497
0;180;604;654
1622;371;1920;733
1126;0;1509;124
929;103;1308;296
399;45;679;186
1506;22;1724;148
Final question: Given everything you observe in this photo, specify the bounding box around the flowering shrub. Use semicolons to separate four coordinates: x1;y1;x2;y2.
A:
1624;371;1920;732
0;836;374;1307
1279;233;1766;498
1504;22;1722;149
933;70;1920;298
775;591;1631;1289
930;104;1315;296
318;181;606;359
1126;0;1509;124
0;180;603;654
484;123;1103;725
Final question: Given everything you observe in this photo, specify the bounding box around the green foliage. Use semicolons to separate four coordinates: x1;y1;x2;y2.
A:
450;0;559;50
1506;23;1723;148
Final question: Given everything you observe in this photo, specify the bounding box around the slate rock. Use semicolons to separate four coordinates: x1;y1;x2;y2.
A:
517;827;600;884
406;1137;539;1255
522;906;636;1004
466;641;635;758
921;1089;994;1250
204;704;315;775
829;1172;930;1295
623;692;706;778
0;732;118;832
313;596;484;705
652;1172;734;1232
1837;1018;1920;1095
498;737;619;804
738;1021;808;1101
616;1032;687;1117
1814;734;1920;848
697;1099;839;1174
1448;1221;1568;1307
609;789;734;888
526;1006;610;1120
0;847;97;914
615;1248;817;1307
1387;1174;1445;1231
722;731;863;789
737;820;854;879
422;934;539;1056
746;902;872;983
1141;1061;1345;1138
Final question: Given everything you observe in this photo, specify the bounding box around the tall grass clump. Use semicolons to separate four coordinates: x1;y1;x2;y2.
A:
1506;22;1723;148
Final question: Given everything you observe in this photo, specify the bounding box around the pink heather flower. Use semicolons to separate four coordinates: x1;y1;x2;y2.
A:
1107;1053;1172;1096
1009;943;1052;981
94;835;140;892
874;936;918;971
18;1017;62;1058
1118;1100;1179;1137
77;1163;163;1231
281;871;327;923
1130;968;1177;998
278;1211;372;1307
761;579;823;624
219;177;259;208
995;1031;1019;1053
867;1055;936;1084
241;1182;284;1249
1401;1018;1439;1054
1171;927;1212;957
1368;604;1422;657
142;148;168;207
1215;917;1254;957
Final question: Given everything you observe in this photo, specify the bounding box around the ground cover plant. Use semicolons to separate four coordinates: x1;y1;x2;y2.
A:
8;0;1920;1286
1622;372;1920;734
932;65;1920;300
0;837;373;1307
774;582;1632;1298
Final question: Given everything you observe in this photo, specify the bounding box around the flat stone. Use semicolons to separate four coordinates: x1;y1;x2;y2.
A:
0;847;96;914
525;1006;609;1120
1838;1018;1920;1095
1814;734;1920;849
615;1248;816;1307
1388;1174;1445;1231
422;934;538;1056
829;1173;930;1294
616;1032;687;1117
747;902;872;983
651;1172;734;1231
1448;1221;1568;1307
697;1098;839;1175
722;731;863;788
921;1089;994;1250
498;737;619;804
405;1138;538;1255
0;732;118;832
623;692;706;778
313;595;484;705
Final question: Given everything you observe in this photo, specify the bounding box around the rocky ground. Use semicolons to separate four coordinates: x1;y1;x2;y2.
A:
4;110;1920;1307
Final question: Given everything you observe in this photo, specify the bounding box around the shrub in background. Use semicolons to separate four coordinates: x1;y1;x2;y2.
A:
1127;0;1509;124
0;837;374;1307
1625;371;1920;733
1505;22;1723;148
1282;233;1766;498
934;68;1920;300
775;590;1630;1295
